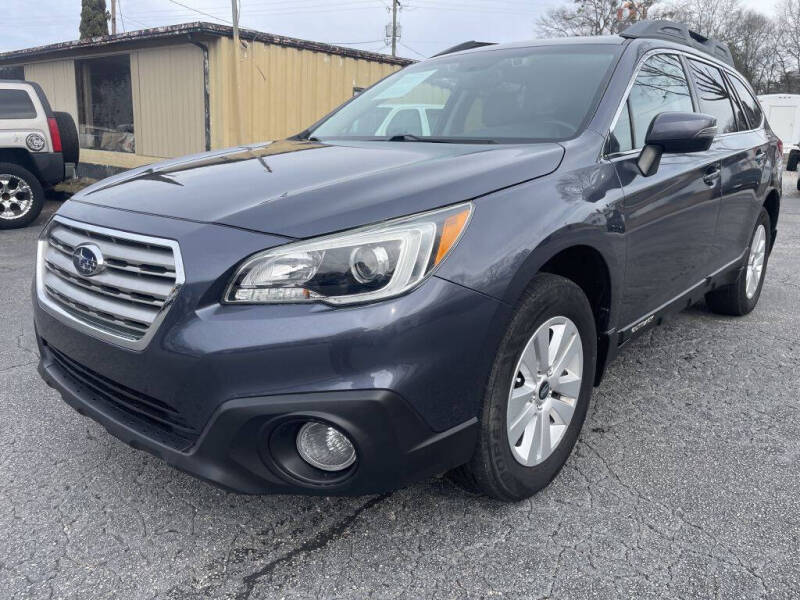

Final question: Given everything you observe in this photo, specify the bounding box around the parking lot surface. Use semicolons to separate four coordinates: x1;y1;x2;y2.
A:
2;177;799;600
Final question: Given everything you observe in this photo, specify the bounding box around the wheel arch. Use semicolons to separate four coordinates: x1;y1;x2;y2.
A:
763;189;779;251
539;245;612;335
505;233;622;388
0;149;40;180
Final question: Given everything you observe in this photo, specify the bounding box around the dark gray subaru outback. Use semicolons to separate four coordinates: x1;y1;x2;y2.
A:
34;21;781;501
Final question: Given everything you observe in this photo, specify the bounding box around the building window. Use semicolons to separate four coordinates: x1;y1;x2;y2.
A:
76;54;135;153
0;66;24;80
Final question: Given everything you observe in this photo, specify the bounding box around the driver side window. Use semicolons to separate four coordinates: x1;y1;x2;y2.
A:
611;54;694;153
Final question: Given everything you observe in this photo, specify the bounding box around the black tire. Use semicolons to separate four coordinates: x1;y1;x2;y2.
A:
451;273;597;501
53;111;80;164
787;152;799;172
0;162;45;230
705;208;771;316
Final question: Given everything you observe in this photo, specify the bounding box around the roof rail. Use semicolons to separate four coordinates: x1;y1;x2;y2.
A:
433;41;496;57
620;20;734;67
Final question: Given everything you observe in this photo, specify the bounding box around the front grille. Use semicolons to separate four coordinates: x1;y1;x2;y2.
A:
37;217;183;349
47;342;199;451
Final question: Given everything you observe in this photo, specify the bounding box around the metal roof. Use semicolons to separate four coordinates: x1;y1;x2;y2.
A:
0;21;414;67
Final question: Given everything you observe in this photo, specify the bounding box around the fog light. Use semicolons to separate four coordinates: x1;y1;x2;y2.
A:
296;422;357;471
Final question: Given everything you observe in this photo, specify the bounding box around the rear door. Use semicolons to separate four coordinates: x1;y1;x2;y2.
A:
723;73;772;259
686;59;768;269
608;53;721;327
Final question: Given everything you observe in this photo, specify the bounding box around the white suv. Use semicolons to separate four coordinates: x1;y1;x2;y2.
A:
0;80;78;229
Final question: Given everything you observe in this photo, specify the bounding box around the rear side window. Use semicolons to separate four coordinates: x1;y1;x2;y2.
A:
728;76;763;129
610;54;693;152
0;89;37;119
688;60;738;134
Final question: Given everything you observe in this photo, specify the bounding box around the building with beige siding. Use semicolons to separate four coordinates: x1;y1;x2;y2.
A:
0;22;411;176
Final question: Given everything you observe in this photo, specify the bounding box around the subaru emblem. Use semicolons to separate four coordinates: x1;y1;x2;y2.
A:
72;244;105;277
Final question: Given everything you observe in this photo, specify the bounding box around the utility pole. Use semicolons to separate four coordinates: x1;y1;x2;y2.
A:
391;0;400;57
231;0;244;145
111;0;117;35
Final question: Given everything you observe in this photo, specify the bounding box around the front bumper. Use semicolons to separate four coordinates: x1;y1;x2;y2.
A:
38;341;477;494
34;203;510;494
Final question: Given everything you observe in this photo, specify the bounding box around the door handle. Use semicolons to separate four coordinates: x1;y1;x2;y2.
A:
703;165;721;186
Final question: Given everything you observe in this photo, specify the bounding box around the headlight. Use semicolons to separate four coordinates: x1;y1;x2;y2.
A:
225;203;472;305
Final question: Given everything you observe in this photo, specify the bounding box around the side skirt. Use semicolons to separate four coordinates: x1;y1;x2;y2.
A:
594;251;745;385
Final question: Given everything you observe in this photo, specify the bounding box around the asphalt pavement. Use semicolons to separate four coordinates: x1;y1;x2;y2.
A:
1;177;799;599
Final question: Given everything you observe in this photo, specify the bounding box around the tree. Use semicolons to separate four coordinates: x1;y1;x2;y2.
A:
80;0;110;40
657;0;741;39
776;0;800;93
650;0;787;93
727;10;780;93
538;0;791;93
537;0;661;37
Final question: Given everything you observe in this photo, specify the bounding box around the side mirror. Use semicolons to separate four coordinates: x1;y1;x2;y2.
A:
637;112;717;176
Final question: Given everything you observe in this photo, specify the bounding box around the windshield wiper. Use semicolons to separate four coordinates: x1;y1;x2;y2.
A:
384;134;496;144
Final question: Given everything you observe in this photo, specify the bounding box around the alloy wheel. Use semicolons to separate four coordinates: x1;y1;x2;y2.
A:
0;175;34;221
745;224;766;299
506;316;583;467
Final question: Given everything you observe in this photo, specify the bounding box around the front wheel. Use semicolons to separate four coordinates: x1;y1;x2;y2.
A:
706;208;770;316
452;273;596;501
0;163;45;230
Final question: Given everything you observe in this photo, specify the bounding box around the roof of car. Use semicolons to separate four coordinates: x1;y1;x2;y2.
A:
626;36;743;76
434;33;742;78
436;35;625;58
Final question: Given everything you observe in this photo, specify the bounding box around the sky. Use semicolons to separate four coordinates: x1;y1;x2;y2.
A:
0;0;784;59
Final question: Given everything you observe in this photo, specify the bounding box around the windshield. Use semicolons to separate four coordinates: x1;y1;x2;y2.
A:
308;44;621;143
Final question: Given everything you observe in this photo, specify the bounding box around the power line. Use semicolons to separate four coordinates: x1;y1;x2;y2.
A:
407;0;541;16
164;0;232;23
409;0;540;7
118;13;151;29
137;0;377;9
399;41;426;58
125;4;384;22
6;0;385;24
328;39;385;45
2;0;390;22
117;0;126;32
128;0;384;15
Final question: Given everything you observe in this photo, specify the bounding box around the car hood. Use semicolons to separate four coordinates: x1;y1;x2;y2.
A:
71;139;565;238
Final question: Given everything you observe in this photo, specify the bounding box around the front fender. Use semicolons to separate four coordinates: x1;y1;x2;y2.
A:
435;153;627;332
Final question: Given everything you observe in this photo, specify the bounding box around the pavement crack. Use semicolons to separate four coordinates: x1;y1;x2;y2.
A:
234;493;391;600
0;360;37;374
